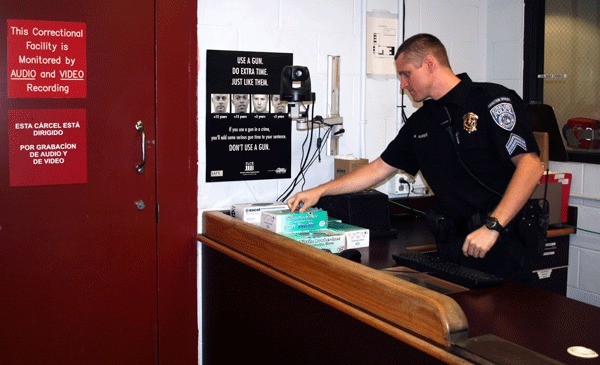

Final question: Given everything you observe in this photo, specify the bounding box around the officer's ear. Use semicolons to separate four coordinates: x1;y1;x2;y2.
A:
423;54;437;73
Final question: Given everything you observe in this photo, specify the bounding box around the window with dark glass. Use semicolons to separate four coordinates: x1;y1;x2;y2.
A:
524;0;600;163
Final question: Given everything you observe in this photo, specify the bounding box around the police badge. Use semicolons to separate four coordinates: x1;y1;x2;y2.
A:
489;102;516;131
463;112;478;133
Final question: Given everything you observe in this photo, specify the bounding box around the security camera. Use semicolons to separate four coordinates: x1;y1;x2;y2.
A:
280;65;312;102
280;65;315;123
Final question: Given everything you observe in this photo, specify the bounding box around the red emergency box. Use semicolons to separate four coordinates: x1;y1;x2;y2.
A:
564;118;600;149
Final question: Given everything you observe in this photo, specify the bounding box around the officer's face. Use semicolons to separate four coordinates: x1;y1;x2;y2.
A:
396;54;431;102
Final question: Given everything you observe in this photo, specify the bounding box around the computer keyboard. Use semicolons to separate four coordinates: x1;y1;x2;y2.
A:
392;251;504;288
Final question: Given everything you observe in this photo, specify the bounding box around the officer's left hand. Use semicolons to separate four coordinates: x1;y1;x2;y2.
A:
462;226;499;258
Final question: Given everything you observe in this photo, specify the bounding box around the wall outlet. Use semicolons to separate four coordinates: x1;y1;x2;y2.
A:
389;173;429;197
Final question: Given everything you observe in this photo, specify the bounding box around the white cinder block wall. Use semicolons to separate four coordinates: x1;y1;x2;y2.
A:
198;0;600;362
197;0;363;218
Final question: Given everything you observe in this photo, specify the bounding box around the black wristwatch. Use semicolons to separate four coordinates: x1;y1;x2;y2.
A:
485;216;505;233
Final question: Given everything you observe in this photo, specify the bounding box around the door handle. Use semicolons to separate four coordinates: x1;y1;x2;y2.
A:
135;121;146;173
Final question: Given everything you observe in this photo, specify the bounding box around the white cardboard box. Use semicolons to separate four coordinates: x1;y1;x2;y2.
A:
230;202;289;225
328;220;370;249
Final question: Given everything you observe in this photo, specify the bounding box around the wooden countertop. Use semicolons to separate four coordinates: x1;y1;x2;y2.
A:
200;208;593;365
200;210;471;364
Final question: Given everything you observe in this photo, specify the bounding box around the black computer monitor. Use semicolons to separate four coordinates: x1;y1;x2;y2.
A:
525;103;569;162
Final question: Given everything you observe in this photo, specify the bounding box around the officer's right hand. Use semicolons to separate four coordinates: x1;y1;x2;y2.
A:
287;189;322;213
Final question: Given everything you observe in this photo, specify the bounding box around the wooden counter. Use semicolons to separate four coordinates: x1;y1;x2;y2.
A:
199;210;598;364
200;210;470;364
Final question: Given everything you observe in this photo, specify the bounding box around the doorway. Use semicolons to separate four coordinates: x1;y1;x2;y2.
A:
0;1;197;363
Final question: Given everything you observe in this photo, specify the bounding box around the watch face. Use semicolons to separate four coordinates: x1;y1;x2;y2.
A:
486;217;502;232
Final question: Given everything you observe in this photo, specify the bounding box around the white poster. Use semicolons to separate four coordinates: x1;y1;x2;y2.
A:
366;11;398;78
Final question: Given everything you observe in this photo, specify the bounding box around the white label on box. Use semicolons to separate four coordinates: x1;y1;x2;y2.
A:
231;202;288;225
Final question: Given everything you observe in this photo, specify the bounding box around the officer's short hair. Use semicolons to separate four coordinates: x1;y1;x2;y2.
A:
395;33;451;69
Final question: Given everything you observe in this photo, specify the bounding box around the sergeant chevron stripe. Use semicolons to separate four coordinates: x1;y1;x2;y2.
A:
505;133;527;154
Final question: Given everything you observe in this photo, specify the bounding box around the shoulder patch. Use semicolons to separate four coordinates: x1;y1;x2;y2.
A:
489;100;516;131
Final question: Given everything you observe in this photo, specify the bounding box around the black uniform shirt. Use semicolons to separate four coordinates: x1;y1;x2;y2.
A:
381;73;539;220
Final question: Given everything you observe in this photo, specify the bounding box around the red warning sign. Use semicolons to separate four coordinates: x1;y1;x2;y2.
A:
7;19;86;98
9;109;87;186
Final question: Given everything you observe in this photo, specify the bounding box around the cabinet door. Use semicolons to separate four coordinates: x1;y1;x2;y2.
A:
0;1;157;363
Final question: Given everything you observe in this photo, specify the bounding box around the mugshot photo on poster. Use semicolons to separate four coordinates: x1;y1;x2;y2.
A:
232;93;250;113
252;94;269;113
271;94;287;113
211;93;230;113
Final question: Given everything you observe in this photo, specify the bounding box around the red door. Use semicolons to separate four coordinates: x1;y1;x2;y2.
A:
1;2;158;363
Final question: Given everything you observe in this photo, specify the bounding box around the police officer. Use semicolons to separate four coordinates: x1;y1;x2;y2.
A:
287;33;544;281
